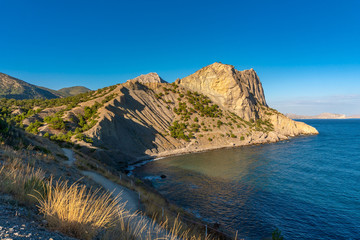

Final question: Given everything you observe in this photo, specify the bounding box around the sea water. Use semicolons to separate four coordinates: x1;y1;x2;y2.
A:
134;119;360;239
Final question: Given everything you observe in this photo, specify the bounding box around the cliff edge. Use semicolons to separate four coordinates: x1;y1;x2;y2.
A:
177;62;317;137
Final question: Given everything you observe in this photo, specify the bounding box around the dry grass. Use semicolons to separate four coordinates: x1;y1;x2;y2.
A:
0;147;230;240
34;179;122;240
99;170;225;239
104;213;218;240
0;158;45;205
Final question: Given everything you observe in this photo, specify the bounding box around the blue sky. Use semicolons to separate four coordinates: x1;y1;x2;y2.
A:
0;0;359;115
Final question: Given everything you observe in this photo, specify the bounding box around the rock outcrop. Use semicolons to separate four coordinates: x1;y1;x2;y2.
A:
176;62;267;120
268;113;318;137
177;62;317;136
128;73;166;84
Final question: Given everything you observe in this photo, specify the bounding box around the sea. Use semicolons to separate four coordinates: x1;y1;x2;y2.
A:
134;119;360;239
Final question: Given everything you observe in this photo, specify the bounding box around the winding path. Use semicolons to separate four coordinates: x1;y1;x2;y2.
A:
62;148;170;239
80;171;140;213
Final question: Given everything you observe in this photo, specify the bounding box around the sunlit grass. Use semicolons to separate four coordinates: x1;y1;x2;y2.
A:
34;179;121;240
0;158;45;205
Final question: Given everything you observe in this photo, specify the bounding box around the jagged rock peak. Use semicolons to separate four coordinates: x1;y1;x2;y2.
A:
128;72;167;84
176;62;267;120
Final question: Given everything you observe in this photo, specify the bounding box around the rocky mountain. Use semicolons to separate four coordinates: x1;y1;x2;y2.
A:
57;86;91;97
6;63;318;169
286;112;347;119
0;73;61;99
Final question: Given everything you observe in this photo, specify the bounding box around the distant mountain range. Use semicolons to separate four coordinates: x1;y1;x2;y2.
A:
286;113;360;119
0;72;90;99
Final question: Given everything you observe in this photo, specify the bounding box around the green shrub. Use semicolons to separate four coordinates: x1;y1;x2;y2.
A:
169;121;190;141
44;116;65;130
26;121;42;134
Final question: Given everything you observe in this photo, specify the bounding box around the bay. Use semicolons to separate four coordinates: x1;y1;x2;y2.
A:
134;119;360;239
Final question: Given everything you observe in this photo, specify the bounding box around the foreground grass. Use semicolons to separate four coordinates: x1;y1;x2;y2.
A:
0;149;234;240
74;150;234;239
34;179;121;239
0;158;45;205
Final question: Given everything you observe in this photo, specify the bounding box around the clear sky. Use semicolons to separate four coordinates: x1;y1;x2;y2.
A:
1;0;359;115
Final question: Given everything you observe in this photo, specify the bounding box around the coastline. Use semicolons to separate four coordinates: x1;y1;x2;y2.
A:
126;133;319;239
127;131;318;173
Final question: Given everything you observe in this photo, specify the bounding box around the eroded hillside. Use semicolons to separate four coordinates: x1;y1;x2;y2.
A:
0;63;318;169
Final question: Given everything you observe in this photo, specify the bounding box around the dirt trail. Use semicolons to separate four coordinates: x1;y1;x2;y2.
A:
81;171;140;212
62;148;76;166
62;148;141;212
62;148;170;239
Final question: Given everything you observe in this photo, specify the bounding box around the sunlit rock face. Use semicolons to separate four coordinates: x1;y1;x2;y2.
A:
176;62;267;120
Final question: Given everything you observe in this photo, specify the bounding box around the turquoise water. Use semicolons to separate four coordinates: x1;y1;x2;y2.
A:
134;120;360;239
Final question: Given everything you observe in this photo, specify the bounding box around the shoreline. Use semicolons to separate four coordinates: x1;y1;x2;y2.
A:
126;134;313;239
127;132;318;173
128;132;318;239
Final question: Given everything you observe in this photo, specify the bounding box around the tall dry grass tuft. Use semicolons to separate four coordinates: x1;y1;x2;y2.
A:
103;210;151;240
103;212;216;240
0;158;45;204
34;179;122;240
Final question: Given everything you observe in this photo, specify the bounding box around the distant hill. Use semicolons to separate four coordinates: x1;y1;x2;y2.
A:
0;72;90;99
286;113;347;119
347;115;360;119
0;73;61;99
57;86;91;97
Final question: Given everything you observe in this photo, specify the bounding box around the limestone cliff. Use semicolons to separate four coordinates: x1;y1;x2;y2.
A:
176;62;267;120
177;62;317;137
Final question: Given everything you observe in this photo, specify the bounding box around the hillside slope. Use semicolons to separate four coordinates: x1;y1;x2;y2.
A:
1;63;318;169
0;73;90;99
0;73;61;99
